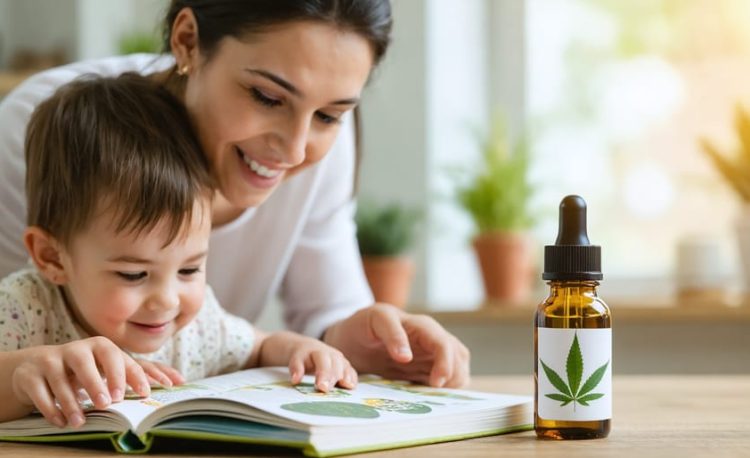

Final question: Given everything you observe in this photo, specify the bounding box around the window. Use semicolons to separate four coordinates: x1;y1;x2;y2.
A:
526;0;750;295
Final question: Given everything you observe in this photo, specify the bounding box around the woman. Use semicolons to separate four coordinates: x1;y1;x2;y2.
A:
0;0;469;387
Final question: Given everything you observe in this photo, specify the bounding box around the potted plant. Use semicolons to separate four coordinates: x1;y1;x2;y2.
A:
700;104;750;292
454;117;535;304
117;31;161;55
355;201;419;308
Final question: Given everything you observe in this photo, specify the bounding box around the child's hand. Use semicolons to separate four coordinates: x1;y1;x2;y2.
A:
135;359;185;388
10;336;151;428
269;332;358;393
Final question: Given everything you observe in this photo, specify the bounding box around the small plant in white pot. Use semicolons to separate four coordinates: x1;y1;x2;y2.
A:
701;104;750;293
454;117;535;305
355;201;420;308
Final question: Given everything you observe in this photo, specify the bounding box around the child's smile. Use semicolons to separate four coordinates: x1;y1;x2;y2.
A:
128;320;173;335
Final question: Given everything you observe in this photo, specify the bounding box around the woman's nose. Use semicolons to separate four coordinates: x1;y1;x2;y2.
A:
275;116;308;166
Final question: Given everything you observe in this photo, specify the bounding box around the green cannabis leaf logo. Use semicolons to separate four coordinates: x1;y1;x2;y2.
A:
540;332;609;411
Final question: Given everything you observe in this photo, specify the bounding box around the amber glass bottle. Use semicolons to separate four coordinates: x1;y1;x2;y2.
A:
534;195;611;440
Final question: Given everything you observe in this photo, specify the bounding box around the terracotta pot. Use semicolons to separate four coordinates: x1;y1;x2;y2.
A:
472;232;532;304
362;256;415;308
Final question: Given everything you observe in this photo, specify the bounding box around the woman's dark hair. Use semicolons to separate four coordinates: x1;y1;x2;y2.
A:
162;0;392;66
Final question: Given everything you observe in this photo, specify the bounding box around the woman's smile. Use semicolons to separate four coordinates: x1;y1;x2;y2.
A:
235;145;285;189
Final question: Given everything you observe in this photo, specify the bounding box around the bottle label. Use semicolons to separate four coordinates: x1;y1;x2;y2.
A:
537;327;612;421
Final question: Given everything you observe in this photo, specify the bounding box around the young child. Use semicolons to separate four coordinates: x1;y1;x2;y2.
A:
0;74;357;429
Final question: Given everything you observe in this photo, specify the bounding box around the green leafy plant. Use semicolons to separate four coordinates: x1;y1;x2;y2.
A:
454;117;534;234
355;201;420;257
540;332;609;411
700;104;750;202
117;31;161;55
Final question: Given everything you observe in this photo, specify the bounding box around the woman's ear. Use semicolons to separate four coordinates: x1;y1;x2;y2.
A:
170;7;201;72
24;226;68;285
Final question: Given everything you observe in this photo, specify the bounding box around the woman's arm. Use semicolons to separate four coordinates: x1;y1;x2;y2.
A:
322;304;471;387
276;114;470;387
279;113;374;338
0;75;48;278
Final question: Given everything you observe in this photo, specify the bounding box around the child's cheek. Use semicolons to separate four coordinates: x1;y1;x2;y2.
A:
101;287;143;321
175;283;205;330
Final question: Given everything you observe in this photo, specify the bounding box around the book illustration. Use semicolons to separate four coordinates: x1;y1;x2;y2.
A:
72;384;203;410
228;380;301;392
50;394;163;412
280;398;432;418
229;379;310;392
291;383;351;398
138;399;163;408
360;376;482;401
362;398;432;414
230;384;273;391
281;401;380;418
123;383;211;400
230;381;351;397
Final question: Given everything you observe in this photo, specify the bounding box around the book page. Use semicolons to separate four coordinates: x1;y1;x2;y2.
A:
107;367;292;431
0;370;293;437
156;368;530;428
109;366;531;433
224;373;529;426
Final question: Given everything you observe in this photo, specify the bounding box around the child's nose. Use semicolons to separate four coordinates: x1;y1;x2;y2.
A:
148;284;180;310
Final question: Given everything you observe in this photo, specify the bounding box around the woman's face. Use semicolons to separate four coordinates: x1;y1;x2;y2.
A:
182;21;374;209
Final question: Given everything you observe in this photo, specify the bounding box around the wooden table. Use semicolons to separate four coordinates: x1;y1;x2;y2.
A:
0;375;747;457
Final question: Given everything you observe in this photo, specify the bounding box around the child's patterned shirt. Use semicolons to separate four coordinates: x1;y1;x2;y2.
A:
0;268;254;381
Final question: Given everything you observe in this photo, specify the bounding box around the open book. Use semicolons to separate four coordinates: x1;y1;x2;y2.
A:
0;367;532;457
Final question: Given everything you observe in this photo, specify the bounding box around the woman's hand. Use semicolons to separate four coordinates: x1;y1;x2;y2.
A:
10;336;152;428
257;331;358;393
323;304;470;387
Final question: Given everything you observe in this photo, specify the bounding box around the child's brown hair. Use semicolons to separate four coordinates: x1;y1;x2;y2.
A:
25;73;212;246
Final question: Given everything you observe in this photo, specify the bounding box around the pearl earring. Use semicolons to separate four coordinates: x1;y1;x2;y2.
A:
177;64;191;76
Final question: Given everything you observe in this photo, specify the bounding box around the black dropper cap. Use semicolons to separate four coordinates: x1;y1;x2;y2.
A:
543;195;603;281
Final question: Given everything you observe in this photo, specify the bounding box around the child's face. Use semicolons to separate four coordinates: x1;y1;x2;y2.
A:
57;201;212;354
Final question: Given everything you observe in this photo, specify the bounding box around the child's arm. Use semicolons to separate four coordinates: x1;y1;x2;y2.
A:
0;337;152;427
246;330;358;393
0;348;41;422
200;288;355;392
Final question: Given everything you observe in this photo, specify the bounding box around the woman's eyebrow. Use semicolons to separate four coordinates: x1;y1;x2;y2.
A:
245;68;360;106
246;68;300;95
